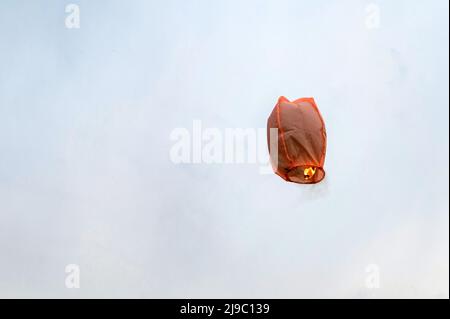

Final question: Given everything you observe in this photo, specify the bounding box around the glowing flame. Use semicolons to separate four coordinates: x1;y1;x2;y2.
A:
303;167;316;180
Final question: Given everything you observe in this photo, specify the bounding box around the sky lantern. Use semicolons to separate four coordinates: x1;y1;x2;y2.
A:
267;96;327;184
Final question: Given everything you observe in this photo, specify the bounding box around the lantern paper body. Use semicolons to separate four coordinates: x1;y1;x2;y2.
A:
267;96;327;184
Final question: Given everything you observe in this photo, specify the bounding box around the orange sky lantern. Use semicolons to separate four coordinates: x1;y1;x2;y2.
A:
267;96;327;184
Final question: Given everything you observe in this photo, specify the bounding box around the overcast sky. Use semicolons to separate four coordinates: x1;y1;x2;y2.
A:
0;0;448;298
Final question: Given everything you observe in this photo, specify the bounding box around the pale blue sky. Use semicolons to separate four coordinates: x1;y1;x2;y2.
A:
0;0;448;298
